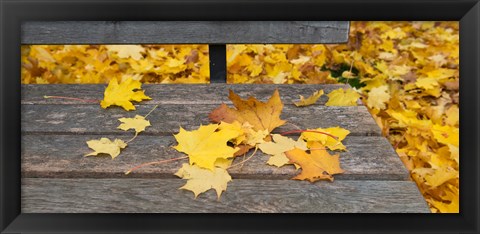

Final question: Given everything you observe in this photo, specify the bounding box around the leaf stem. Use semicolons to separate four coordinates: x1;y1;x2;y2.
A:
144;105;159;118
228;146;258;169
125;156;189;175
43;95;99;103
125;132;139;144
279;129;339;140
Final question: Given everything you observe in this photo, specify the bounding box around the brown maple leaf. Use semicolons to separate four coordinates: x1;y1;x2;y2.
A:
285;142;344;182
209;89;286;133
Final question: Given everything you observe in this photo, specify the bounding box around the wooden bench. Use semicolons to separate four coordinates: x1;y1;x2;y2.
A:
20;21;429;213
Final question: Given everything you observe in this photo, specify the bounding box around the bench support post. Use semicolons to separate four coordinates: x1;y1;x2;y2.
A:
209;44;227;83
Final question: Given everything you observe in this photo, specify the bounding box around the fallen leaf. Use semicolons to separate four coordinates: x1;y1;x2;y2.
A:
209;89;286;133
285;142;344;182
266;153;291;167
429;184;459;213
412;166;458;188
258;134;307;168
416;77;439;90
243;127;269;146
431;124;459;147
325;88;360;106
85;138;127;159
259;134;307;155
118;115;151;134
447;144;459;164
341;70;357;79
173;123;242;170
424;166;458;188
100;77;151;111
366;85;391;110
428;198;459;213
293;90;324;107
444;105;459;126
300;127;350;151
213;158;233;169
218;121;268;147
106;45;145;60
175;163;232;199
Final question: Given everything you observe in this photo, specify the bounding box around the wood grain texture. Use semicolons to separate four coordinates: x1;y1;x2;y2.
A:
21;135;409;180
21;178;429;213
22;84;354;105
21;21;349;44
20;84;427;213
21;104;380;136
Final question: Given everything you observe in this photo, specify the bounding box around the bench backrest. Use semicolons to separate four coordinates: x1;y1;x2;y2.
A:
21;21;350;82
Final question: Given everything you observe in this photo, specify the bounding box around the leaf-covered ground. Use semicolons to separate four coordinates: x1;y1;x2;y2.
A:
21;21;459;213
21;45;210;84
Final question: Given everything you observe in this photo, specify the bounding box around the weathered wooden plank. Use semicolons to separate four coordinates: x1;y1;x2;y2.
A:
21;104;380;136
22;21;349;44
21;178;429;213
21;135;409;181
22;84;354;105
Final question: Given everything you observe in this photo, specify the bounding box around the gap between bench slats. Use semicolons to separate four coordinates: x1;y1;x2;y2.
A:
21;135;409;181
21;104;381;136
21;178;429;213
21;21;349;44
21;84;354;105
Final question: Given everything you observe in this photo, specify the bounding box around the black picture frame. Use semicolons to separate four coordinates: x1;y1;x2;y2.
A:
1;0;479;233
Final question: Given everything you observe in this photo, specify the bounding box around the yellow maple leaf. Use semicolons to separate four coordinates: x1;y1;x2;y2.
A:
106;45;145;60
300;127;350;151
161;58;187;74
429;198;459;213
217;121;268;147
213;158;233;170
412;166;457;188
175;163;232;199
245;62;263;77
416;77;439;90
325;88;360;106
445;105;459;126
241;123;269;146
209;89;286;133
285;142;344;182
173;123;242;170
429;184;459;213
425;166;458;188
258;134;307;168
366;85;391;110
428;54;448;67
425;68;457;80
259;134;307;155
85;138;127;159
31;46;56;63
388;110;433;133
290;55;311;64
431;124;459;147
429;148;455;169
378;52;396;61
244;129;269;146
118;115;151;134
217;121;246;145
448;144;459;164
293;90;324;107
100;77;151;111
382;27;407;40
266;153;291;168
